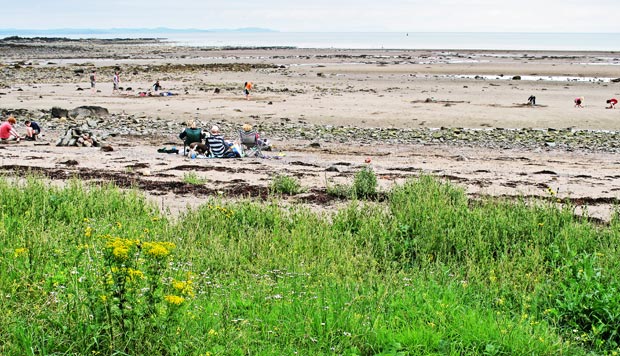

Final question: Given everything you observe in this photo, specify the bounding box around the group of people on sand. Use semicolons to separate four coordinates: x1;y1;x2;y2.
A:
0;116;41;143
572;96;617;109
527;95;617;109
179;120;269;159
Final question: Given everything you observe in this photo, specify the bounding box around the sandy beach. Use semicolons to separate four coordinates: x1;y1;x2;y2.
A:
1;38;620;220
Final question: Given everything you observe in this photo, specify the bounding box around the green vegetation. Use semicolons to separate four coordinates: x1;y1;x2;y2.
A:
183;171;208;185
327;165;378;199
2;175;620;355
270;174;305;195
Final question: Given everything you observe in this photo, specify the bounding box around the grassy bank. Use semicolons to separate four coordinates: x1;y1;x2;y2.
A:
1;175;619;355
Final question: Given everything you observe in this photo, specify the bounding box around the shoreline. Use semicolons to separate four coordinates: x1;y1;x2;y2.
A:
2;39;620;221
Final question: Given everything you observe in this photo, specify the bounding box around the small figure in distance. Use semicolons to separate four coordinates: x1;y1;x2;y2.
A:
89;69;96;94
606;98;618;109
112;71;120;95
528;95;536;106
24;120;41;141
0;116;21;143
153;80;162;92
244;81;253;100
574;97;584;108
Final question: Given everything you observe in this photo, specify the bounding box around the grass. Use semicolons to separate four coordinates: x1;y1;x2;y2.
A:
183;171;208;185
1;174;620;355
270;174;305;195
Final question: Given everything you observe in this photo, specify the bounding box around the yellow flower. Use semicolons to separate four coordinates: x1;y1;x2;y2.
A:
14;248;28;258
127;268;145;281
164;295;185;305
84;226;93;237
100;295;108;303
208;329;218;337
172;279;195;297
142;241;175;259
105;237;137;261
83;218;90;223
115;222;122;229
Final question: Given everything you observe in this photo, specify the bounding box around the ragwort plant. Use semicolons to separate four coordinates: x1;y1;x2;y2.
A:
4;175;620;355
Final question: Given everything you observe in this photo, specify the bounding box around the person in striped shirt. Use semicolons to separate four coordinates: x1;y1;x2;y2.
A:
206;125;239;158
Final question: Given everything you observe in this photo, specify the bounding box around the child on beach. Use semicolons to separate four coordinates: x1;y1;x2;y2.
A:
574;97;584;108
112;71;120;94
24;120;41;141
0;116;21;143
607;98;617;109
244;81;253;100
90;70;96;94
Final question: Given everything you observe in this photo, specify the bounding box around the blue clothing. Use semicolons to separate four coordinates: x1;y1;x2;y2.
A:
30;121;41;133
206;134;237;158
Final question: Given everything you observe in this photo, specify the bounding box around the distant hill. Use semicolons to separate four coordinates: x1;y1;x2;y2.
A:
0;27;277;36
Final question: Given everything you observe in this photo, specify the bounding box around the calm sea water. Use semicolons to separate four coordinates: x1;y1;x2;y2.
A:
3;30;620;51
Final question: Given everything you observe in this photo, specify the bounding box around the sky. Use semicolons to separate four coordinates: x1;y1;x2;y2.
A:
2;0;618;32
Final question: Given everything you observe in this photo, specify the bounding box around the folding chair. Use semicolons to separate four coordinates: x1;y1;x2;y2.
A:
180;127;204;156
239;129;264;158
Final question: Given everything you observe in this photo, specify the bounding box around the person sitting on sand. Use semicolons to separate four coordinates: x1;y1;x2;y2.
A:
606;98;618;109
206;125;239;158
574;97;584;108
24;120;41;141
528;95;536;106
0;116;21;143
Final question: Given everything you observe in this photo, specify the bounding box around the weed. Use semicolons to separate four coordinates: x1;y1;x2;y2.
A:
352;166;377;199
270;174;305;195
183;172;207;185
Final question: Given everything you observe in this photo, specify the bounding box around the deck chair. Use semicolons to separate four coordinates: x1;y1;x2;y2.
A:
239;129;265;158
180;127;204;156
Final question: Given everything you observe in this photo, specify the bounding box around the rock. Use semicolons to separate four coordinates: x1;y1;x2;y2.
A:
59;160;78;166
51;107;69;118
611;78;620;83
309;142;321;148
101;145;114;152
325;166;340;172
213;88;220;94
512;76;521;80
70;106;109;119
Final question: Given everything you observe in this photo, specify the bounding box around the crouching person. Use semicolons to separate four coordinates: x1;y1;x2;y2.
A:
24;120;41;141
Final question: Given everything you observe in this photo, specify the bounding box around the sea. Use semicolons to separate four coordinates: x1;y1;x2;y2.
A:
2;30;620;52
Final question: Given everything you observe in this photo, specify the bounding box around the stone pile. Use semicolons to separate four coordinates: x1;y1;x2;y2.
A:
56;127;102;147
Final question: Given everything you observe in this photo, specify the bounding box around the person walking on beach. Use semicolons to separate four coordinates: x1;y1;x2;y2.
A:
606;98;618;109
112;71;120;94
244;81;253;100
528;95;536;106
89;69;96;94
0;116;21;143
574;97;584;108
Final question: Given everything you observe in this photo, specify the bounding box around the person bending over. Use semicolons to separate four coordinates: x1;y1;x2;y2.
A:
24;120;41;141
0;116;21;143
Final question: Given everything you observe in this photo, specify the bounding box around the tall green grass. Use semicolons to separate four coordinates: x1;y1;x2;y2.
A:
1;175;619;355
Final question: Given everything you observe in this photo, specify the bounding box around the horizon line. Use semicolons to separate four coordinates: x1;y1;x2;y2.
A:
1;28;620;35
